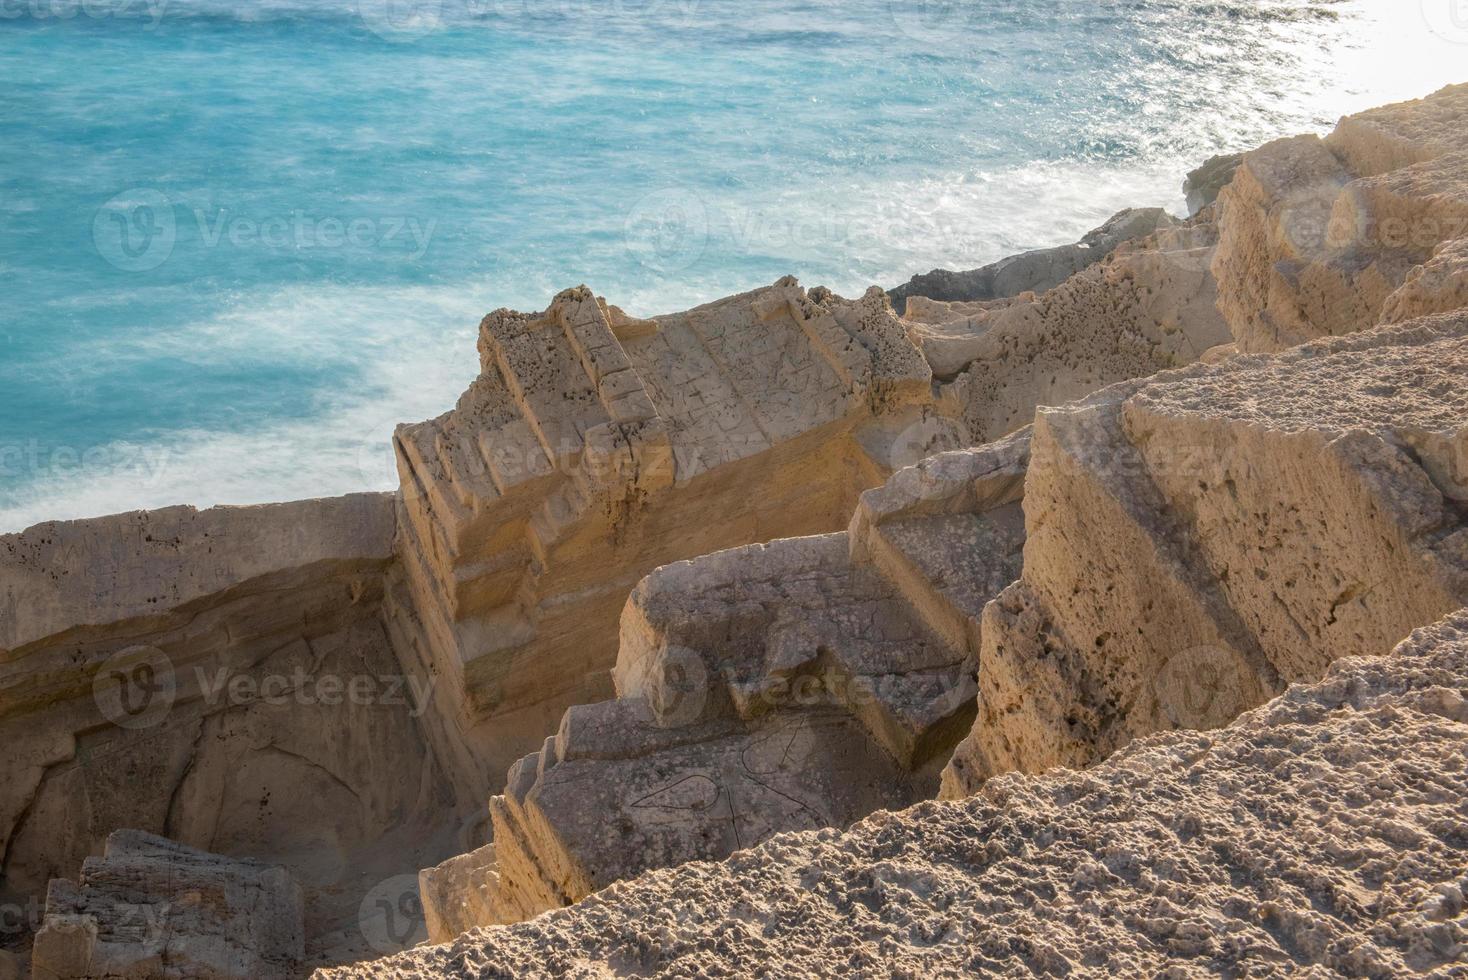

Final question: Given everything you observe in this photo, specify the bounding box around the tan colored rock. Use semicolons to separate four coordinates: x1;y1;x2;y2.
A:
14;87;1466;976
944;312;1468;796
31;830;304;980
1382;236;1468;323
0;256;1237;966
1212;83;1468;352
0;496;458;969
468;432;1031;925
946;217;1230;441
418;844;498;946
313;608;1468;979
0;493;394;656
900;215;1226;392
385;279;961;790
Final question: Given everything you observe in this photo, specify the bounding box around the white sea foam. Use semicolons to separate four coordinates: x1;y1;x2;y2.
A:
4;0;1465;532
0;283;483;531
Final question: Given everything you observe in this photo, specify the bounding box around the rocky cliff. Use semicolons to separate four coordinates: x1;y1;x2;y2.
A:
317;608;1468;979
1212;82;1468;352
2;83;1465;980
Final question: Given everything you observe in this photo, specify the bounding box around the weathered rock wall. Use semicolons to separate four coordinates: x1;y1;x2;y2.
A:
0;496;459;969
1212;83;1468;352
16;85;1464;976
0;240;1239;971
439;432;1030;931
914;215;1231;442
384;279;963;798
386;256;1232;801
945;311;1468;795
315;608;1468;979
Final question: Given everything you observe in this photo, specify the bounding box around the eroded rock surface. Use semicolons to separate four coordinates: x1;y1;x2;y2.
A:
945;311;1468;795
0;496;458;969
15;87;1466;976
0;257;1236;970
418;844;498;948
315;609;1468;979
32;830;304;980
914;216;1231;441
386;279;962;790
386;263;1230;796
452;432;1031;925
1212;83;1468;352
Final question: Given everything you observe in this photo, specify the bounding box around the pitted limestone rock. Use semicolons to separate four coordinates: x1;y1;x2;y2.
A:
424;433;1032;929
1212;83;1468;352
317;609;1468;979
387;278;964;789
943;311;1468;797
912;216;1231;441
418;843;499;948
1382;235;1468;323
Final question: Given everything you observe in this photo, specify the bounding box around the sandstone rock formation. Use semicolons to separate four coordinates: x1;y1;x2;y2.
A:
913;215;1231;442
1212;83;1468;352
417;844;498;948
442;431;1030;925
11;86;1466;977
422;303;1466;935
944;311;1468;796
314;608;1468;979
0;496;459;968
0;254;1236;970
888;207;1178;314
1382;235;1468;324
387;259;1230;797
385;279;962;793
31;830;304;980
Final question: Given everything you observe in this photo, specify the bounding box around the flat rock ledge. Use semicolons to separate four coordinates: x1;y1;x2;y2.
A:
316;608;1468;979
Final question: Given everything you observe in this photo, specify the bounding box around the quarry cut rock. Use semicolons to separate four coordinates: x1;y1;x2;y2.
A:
315;610;1468;978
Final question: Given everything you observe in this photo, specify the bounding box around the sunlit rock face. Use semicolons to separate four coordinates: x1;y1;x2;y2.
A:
1212;83;1468;353
13;85;1468;980
944;311;1468;796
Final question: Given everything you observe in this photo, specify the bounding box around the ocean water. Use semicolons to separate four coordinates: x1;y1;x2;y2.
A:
1;0;1464;531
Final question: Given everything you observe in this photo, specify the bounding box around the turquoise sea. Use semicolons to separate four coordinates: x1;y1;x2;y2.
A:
1;0;1463;529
